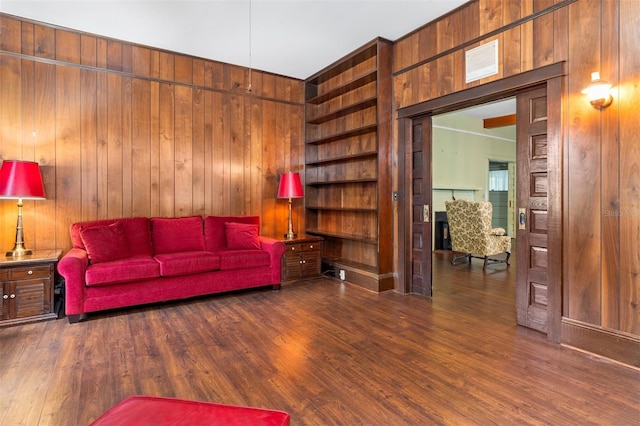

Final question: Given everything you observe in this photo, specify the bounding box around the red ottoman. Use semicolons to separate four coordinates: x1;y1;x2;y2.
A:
90;395;291;426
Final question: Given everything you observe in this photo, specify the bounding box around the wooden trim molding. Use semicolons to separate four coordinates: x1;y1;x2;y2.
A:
398;62;567;119
483;114;516;128
561;318;640;369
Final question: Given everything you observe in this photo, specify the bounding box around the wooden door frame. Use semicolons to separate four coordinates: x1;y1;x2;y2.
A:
397;62;566;342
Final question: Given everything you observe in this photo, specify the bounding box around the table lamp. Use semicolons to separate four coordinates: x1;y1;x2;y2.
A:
277;172;303;239
0;160;46;256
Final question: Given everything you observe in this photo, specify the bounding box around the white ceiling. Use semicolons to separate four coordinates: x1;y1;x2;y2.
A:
0;0;468;80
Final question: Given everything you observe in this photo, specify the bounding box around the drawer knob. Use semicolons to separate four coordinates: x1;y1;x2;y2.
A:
10;294;16;299
28;270;33;275
291;247;295;251
2;295;7;300
310;245;314;249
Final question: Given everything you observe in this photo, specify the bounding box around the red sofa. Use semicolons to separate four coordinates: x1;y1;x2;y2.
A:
58;215;285;323
90;395;290;425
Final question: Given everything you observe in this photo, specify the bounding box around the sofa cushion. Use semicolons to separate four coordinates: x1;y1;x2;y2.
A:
79;221;131;264
71;217;152;257
85;256;160;287
204;216;261;251
224;222;261;250
217;249;270;271
151;216;205;254
154;251;221;277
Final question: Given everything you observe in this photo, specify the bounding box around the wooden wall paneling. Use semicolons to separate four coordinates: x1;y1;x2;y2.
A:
149;81;160;217
532;0;555;68
192;87;206;217
132;46;151;77
81;35;97;67
435;13;455;98
553;0;569;63
250;97;264;228
20;22;34;56
122;44;132;74
0;16;21;53
106;74;124;218
566;0;602;323
229;93;245;213
107;40;123;72
96;70;108;219
503;0;522;76
0;55;16;249
392;32;414;73
289;102;305;234
21;60;35;159
159;51;174;82
174;85;194;217
55;29;80;64
175;55;193;85
193;58;205;87
131;78;152;218
158;82;175;217
96;38;108;69
212;91;227;215
210;61;225;91
619;0;640;335
520;0;534;72
0;56;21;156
33;62;57;250
261;99;278;236
600;0;620;330
479;0;502;35
203;90;215;214
55;65;82;249
80;68;98;221
122;76;133;218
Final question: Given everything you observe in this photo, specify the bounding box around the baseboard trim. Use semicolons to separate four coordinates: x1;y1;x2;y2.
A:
561;317;640;369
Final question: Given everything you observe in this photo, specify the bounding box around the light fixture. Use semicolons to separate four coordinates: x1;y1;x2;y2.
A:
582;71;613;109
277;172;304;239
0;160;46;256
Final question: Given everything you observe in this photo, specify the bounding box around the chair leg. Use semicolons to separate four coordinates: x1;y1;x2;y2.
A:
483;256;489;270
505;251;511;266
451;251;471;265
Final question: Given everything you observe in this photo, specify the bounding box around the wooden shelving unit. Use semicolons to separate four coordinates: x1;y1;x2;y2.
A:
304;38;393;292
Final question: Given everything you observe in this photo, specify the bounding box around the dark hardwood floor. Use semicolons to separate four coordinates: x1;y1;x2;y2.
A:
1;251;638;425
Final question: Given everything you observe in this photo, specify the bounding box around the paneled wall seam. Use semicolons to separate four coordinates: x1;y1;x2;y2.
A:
0;50;303;107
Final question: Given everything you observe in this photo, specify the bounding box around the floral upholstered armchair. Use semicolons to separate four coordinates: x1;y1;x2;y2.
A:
444;199;511;270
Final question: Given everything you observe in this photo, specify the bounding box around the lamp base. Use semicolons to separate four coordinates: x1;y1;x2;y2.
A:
284;232;297;240
6;247;33;257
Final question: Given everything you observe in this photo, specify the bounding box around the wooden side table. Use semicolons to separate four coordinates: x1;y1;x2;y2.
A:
0;249;62;327
278;235;323;284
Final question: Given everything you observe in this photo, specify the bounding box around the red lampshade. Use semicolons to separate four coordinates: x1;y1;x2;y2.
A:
0;160;46;200
277;172;303;199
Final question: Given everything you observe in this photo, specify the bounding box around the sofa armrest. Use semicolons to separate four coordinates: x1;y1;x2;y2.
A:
58;248;89;316
258;236;286;283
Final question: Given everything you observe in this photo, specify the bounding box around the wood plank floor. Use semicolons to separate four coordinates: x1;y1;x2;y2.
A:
1;251;639;425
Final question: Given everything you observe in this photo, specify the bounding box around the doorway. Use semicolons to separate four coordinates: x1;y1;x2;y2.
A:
397;64;564;342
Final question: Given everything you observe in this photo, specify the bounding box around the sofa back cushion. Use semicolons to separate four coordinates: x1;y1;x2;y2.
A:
224;222;261;250
79;221;131;264
204;216;261;251
70;217;152;257
151;216;205;254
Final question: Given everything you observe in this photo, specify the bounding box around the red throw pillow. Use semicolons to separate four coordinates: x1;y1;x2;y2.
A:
224;222;261;250
79;221;131;264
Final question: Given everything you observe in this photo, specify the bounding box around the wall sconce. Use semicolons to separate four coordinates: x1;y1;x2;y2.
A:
582;72;613;109
277;172;304;239
0;160;46;256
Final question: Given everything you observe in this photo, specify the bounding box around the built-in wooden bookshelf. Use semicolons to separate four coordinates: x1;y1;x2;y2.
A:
304;38;393;292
